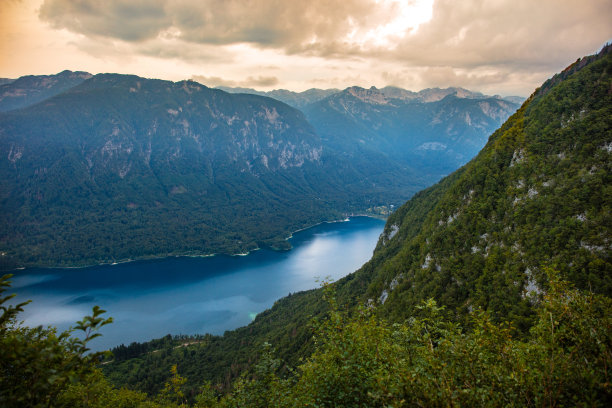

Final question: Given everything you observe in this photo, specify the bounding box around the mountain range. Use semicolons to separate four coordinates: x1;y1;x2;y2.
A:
0;72;519;269
304;86;520;173
216;84;523;109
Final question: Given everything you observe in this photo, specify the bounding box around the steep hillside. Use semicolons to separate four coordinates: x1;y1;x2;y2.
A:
0;70;91;112
366;44;611;330
103;45;611;395
1;75;519;269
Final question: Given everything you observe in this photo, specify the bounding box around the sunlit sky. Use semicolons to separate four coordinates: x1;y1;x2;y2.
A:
1;0;611;96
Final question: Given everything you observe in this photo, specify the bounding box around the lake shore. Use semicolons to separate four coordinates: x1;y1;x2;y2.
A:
8;215;386;273
13;217;386;351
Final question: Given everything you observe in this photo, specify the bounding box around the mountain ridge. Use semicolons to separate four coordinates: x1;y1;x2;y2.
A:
303;85;521;174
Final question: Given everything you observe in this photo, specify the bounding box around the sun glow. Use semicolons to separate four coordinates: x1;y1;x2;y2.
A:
353;0;434;48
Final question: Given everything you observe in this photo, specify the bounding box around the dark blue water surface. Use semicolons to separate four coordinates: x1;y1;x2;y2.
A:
10;217;384;350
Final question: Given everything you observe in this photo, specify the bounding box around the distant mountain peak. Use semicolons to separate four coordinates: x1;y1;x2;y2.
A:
213;86;340;109
345;86;391;105
0;70;93;112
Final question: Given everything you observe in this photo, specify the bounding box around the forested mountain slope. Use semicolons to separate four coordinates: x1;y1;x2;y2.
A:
103;45;611;397
366;43;611;330
0;75;367;268
0;73;521;269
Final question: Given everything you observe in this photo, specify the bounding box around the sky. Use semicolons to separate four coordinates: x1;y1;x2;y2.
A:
1;0;611;96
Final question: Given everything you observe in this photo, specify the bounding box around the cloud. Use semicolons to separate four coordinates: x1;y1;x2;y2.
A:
40;0;171;42
39;0;611;66
191;74;279;88
393;0;612;70
39;0;392;46
244;75;279;87
191;75;237;87
32;0;612;95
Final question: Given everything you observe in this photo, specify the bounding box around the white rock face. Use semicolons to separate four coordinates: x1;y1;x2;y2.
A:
418;142;447;151
8;144;23;163
422;253;432;269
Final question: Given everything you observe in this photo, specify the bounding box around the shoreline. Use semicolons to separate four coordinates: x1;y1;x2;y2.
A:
8;215;385;272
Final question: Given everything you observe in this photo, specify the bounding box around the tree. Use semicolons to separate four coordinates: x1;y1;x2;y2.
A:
0;274;112;407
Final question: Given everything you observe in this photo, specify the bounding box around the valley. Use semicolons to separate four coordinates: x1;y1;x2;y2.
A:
0;4;609;403
0;74;518;270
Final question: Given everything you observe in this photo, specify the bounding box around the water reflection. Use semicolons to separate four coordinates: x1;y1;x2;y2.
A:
11;217;384;350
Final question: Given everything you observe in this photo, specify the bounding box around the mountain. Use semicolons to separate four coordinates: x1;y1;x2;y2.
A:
214;86;340;109
2;75;391;269
303;86;521;174
501;95;527;104
379;85;523;104
217;84;522;199
0;70;92;112
0;74;522;269
103;45;611;396
0;78;14;86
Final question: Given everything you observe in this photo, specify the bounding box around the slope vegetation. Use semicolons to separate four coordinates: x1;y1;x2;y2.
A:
102;45;611;399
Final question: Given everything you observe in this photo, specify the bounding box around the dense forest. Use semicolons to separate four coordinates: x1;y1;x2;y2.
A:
1;45;610;407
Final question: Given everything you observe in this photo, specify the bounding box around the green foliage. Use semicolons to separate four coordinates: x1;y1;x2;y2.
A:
0;274;112;407
56;369;163;408
217;343;289;408
283;277;610;407
4;271;610;407
159;364;188;407
183;276;610;407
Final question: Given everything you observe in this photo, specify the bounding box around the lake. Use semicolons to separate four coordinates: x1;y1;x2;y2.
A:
9;216;385;351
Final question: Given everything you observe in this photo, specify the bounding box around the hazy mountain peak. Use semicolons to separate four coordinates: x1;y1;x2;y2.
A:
379;86;419;101
345;86;391;105
0;70;93;112
213;86;339;109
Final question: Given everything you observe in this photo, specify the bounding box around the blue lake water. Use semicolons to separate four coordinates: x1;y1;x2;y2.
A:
9;217;385;350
